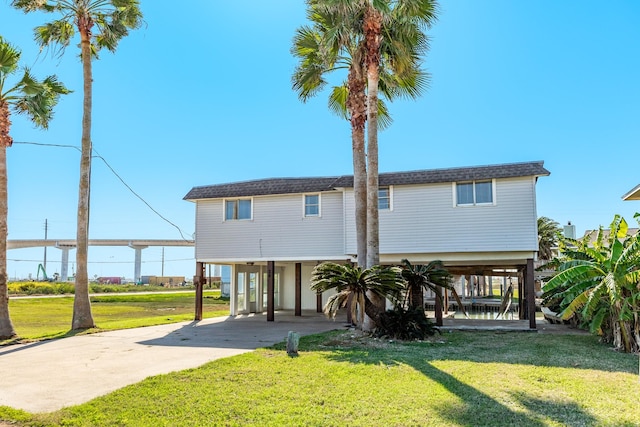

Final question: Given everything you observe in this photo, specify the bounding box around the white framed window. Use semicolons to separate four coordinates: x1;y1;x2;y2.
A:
454;180;495;206
224;198;252;220
379;186;393;210
303;194;321;217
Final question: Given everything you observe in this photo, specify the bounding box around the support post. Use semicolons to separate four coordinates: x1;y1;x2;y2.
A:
464;275;470;298
267;261;275;322
295;263;302;317
194;262;205;321
60;247;70;281
229;265;237;316
128;243;148;284
526;258;537;329
435;286;443;326
316;292;322;313
443;290;449;315
518;271;525;319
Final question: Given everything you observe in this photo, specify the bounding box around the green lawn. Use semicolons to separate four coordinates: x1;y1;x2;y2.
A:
3;330;638;426
3;290;228;341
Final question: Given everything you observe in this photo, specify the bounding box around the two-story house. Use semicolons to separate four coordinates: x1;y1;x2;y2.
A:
184;161;550;328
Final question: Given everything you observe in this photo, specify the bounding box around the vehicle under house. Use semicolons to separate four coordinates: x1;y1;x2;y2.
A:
184;161;550;328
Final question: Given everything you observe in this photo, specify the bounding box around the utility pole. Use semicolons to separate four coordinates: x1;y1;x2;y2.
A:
161;247;165;277
43;219;48;272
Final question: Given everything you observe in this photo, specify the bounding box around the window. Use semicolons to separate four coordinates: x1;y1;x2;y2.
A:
379;187;391;210
455;180;494;206
304;194;320;217
475;181;493;204
263;271;280;309
225;199;252;220
456;183;474;205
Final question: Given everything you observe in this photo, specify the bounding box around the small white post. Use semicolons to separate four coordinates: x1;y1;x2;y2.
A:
286;331;300;357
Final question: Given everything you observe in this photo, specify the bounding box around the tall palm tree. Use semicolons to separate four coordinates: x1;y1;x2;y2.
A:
362;0;438;268
542;215;640;353
293;0;432;269
13;0;143;330
292;2;369;266
0;36;69;339
310;262;402;328
537;216;561;260
295;0;435;331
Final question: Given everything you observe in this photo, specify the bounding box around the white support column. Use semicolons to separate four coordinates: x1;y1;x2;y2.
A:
55;243;75;282
230;264;237;316
256;266;264;313
60;248;69;281
128;243;148;283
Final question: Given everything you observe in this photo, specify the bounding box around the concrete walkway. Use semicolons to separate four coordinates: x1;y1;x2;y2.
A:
0;311;340;414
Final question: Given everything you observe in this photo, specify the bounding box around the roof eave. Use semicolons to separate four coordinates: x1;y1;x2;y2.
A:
622;184;640;201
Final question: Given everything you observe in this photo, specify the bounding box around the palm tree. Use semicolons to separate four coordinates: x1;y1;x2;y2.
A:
362;0;438;267
292;2;368;266
310;262;402;328
542;215;640;353
13;0;143;329
293;1;432;269
0;36;69;339
537;216;561;260
295;0;435;331
400;259;451;310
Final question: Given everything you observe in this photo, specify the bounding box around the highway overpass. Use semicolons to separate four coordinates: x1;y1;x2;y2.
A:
8;239;195;281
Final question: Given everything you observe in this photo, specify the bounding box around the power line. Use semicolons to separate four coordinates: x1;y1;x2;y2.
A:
13;141;193;240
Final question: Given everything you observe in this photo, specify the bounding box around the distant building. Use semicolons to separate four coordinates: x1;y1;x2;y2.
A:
96;277;122;285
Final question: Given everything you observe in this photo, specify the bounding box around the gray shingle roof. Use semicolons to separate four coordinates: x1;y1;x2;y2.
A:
183;161;550;200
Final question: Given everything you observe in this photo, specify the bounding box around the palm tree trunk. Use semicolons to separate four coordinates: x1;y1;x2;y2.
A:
408;284;424;311
364;5;381;268
0;139;16;339
362;5;384;331
363;293;384;329
72;26;95;330
347;60;367;266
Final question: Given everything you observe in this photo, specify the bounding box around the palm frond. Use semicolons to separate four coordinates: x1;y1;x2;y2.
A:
0;37;21;77
543;264;603;293
328;85;349;120
560;289;589;320
543;214;640;353
310;262;402;327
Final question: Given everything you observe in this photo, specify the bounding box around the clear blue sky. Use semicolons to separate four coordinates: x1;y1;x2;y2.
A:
1;1;639;280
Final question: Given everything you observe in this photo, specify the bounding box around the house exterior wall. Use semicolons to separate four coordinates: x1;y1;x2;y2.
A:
195;191;346;262
344;176;539;257
228;262;329;314
280;263;326;310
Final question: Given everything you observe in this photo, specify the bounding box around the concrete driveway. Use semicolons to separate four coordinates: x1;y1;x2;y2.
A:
0;312;340;413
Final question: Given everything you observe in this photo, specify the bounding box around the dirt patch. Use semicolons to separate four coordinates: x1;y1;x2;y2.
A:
318;329;445;349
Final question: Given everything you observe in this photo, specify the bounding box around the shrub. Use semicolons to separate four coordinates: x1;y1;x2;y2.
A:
7;282;75;295
375;307;439;341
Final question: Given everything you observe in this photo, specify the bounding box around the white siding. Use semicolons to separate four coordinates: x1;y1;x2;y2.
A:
281;263;325;310
195;191;345;261
345;176;539;255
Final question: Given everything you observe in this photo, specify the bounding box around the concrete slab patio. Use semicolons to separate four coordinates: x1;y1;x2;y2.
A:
0;311;340;414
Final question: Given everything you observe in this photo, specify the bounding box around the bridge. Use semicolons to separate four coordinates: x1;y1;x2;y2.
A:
8;239;195;281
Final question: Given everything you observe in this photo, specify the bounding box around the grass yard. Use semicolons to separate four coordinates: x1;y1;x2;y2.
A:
3;330;638;426
2;291;229;342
